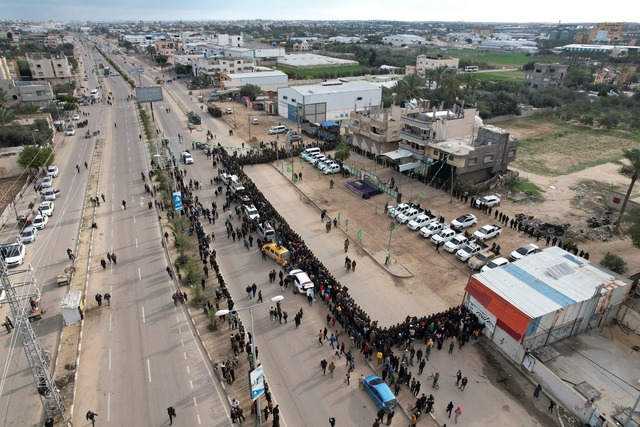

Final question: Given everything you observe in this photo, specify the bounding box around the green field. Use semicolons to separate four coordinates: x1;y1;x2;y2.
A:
437;48;565;68
475;70;525;82
275;65;371;79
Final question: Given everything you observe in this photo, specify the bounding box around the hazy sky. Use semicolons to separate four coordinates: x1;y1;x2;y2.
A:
3;0;637;23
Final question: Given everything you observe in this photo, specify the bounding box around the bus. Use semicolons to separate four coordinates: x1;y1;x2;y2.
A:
465;66;479;73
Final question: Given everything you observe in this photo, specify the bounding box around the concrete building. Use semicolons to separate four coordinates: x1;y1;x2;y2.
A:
220;70;288;92
524;63;569;89
349;106;403;156
277;80;382;124
406;55;460;76
396;106;517;182
0;57;18;80
193;57;256;76
327;36;363;44
155;40;178;56
589;23;624;43
464;246;629;363
0;80;54;105
382;34;424;46
292;41;311;52
197;45;284;60
26;52;72;82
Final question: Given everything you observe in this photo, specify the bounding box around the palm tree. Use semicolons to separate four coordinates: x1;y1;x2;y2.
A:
395;74;425;101
0;89;7;107
334;140;351;170
0;108;16;128
440;75;462;109
615;148;640;234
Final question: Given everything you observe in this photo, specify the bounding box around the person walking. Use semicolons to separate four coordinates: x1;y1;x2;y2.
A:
104;293;111;306
449;341;455;354
385;409;395;426
454;406;462;424
111;253;117;265
321;359;328;375
122;200;127;210
95;293;102;307
432;372;439;389
257;290;263;303
459;377;468;391
435;241;441;253
447;401;454;418
167;406;176;425
84;161;88;169
456;370;462;386
534;384;542;399
5;316;13;330
329;417;336;427
351;260;356;272
318;330;324;345
328;362;336;378
86;410;97;426
344;239;349;252
107;253;112;264
376;408;385;423
76;164;80;173
251;283;257;298
100;258;107;270
344;371;350;385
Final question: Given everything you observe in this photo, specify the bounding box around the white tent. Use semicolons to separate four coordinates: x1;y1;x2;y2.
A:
61;291;83;326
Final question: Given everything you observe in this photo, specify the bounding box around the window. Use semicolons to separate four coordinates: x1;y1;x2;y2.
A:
468;157;477;166
291;99;296;103
357;97;363;101
483;154;494;164
507;149;516;158
283;96;288;100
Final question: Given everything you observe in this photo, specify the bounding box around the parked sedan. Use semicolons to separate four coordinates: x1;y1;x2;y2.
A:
32;214;48;230
475;194;501;208
363;375;398;413
40;176;53;188
41;188;61;201
65;126;76;136
21;226;37;244
46;166;59;178
72;113;81;121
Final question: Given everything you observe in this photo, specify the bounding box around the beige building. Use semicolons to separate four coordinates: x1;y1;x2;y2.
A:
156;41;177;56
26;52;72;81
193;57;256;76
393;106;517;183
589;23;624;43
292;41;311;52
349;106;403;155
406;55;460;76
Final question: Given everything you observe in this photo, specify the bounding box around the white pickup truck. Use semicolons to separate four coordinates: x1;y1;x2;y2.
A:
456;242;488;262
473;224;502;242
419;221;448;239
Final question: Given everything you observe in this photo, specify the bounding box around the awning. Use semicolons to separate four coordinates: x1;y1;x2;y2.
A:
381;149;414;160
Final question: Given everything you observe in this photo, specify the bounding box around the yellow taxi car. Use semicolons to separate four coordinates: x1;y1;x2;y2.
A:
262;243;290;265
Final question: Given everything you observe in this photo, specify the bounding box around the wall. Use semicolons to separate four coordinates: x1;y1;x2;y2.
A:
0;148;26;178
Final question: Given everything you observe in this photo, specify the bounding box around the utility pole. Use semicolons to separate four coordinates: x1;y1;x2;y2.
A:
0;258;66;420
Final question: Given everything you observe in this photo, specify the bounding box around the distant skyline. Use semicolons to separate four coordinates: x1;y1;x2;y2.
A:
3;0;639;24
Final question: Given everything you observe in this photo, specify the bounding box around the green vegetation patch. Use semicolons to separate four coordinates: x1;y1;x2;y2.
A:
475;70;524;82
276;65;371;79
506;178;546;203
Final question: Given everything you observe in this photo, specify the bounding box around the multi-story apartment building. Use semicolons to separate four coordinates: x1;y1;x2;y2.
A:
155;41;177;56
406;55;460;76
26;52;72;81
396;106;517;184
292;41;311;52
589;23;624;43
193;57;256;76
524;63;569;90
349;106;403;156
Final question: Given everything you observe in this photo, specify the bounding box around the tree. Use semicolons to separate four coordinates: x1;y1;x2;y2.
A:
600;252;628;275
0;89;7;107
395;73;425;101
240;84;263;101
0;108;16;127
334;141;351;166
615;148;640;234
18;145;55;173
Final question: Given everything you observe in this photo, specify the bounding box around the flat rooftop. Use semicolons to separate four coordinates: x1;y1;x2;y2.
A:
277;53;358;68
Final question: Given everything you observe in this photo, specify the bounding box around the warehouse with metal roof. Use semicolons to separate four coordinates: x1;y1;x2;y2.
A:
464;246;630;362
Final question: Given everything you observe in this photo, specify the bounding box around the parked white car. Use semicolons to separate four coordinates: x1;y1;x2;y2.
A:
38;201;54;216
475;194;501;208
32;214;49;230
444;234;469;253
450;214;477;231
21;226;37;244
407;213;436;231
396;208;421;224
40;176;53;188
387;204;410;219
419;221;447;239
473;224;502;242
510;244;541;261
289;269;315;295
323;164;341;175
41;188;61;201
481;257;510;272
431;228;457;245
47;166;59;178
0;243;26;267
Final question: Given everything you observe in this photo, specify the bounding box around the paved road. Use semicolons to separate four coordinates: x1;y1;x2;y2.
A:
71;43;231;426
0;42;105;426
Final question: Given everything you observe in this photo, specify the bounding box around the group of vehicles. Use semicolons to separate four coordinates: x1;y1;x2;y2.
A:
301;147;341;175
386;197;542;272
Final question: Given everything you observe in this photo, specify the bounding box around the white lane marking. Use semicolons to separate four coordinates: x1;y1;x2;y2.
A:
181;339;184;347
186;365;190;375
133;215;136;223
197;414;201;425
109;313;112;332
147;359;152;383
141;306;146;323
176;316;180;324
135;238;138;248
193;396;198;407
138;267;141;281
189;380;193;390
108;349;112;371
183;352;187;360
111;229;113;238
107;392;111;422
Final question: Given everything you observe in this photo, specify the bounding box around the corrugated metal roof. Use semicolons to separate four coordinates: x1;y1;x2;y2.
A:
288;80;380;96
473;246;630;319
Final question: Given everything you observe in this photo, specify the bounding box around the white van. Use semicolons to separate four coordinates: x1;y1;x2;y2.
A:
301;147;320;161
181;152;194;165
268;125;287;135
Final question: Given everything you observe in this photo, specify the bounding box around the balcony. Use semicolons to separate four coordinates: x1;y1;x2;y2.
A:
400;129;430;146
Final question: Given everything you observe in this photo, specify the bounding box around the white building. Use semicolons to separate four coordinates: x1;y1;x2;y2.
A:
464;246;629;363
327;36;363;44
193;57;256;76
277;80;382;123
406;55;460;76
220;70;288;92
382;34;424;46
277;53;358;69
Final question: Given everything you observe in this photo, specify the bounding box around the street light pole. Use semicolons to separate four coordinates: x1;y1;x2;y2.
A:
216;295;284;427
385;220;396;265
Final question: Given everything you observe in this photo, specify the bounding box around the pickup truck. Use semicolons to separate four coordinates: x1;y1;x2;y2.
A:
431;228;457;246
387;203;410;219
473;224;502;242
456;242;488;262
468;247;498;270
419;221;448;239
407;213;436;231
444;234;469;253
396;207;422;224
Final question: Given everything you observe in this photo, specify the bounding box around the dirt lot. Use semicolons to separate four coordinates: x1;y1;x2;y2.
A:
0;176;29;218
504;116;640;176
